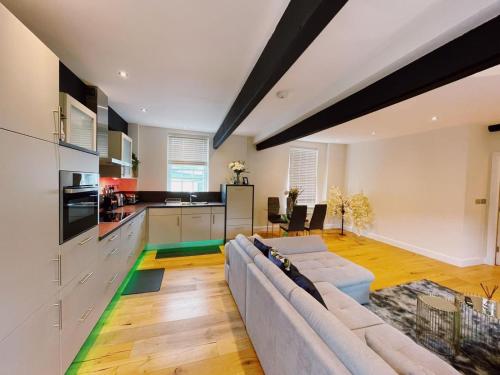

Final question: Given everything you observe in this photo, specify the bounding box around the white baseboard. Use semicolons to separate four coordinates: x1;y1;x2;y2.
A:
359;230;484;267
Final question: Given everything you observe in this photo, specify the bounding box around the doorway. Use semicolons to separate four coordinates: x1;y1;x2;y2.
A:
486;152;500;265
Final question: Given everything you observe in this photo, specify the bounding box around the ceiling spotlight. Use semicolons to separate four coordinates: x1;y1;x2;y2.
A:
371;131;376;136
118;70;128;78
140;108;147;113
276;90;289;99
431;116;438;121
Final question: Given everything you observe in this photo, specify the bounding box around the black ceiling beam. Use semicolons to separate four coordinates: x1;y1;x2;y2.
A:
256;15;500;150
212;0;349;149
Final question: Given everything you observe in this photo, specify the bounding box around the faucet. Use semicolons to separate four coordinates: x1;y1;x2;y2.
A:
189;193;197;204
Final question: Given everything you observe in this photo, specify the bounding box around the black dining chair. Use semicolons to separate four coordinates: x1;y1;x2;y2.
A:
280;205;307;236
305;204;327;234
267;197;286;235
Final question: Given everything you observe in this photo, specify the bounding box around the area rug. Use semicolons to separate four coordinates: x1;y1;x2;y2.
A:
122;269;164;295
155;245;221;259
365;280;500;375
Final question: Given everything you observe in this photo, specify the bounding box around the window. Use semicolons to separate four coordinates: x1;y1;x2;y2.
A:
288;147;318;206
167;134;209;192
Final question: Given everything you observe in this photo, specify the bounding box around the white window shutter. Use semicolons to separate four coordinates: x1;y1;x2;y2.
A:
288;148;318;206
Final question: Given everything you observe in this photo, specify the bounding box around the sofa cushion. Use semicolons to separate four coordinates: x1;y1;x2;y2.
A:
285;267;327;309
254;254;297;300
235;234;261;259
254;237;272;257
363;324;460;375
315;282;383;329
256;234;328;255
289;287;397;375
287;251;375;289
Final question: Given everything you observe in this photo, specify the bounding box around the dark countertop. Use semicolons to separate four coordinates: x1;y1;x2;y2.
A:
98;201;225;240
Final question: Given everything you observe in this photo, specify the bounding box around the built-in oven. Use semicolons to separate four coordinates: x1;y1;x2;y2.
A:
59;171;99;244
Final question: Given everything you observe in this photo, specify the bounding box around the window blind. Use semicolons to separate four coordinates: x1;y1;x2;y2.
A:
167;134;209;192
167;135;209;165
288;148;318;206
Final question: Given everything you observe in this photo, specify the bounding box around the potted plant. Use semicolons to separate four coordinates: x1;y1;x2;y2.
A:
132;152;140;178
228;160;248;184
285;187;303;215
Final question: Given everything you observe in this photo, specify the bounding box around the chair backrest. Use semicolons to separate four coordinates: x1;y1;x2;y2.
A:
267;197;280;218
309;204;327;230
287;205;307;231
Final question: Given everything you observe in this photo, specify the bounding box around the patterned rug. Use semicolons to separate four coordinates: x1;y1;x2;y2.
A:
365;280;500;375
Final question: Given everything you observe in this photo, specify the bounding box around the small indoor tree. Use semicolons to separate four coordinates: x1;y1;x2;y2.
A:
327;186;373;235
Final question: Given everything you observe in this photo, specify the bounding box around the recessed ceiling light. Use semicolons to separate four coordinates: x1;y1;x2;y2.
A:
276;90;289;99
140;108;147;113
118;70;128;78
431;116;438;121
371;131;376;136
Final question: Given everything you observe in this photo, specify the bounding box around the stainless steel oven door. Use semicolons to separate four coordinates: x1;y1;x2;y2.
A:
59;171;99;244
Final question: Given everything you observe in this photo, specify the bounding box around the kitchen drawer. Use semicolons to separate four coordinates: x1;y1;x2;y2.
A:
227;218;252;226
149;207;181;216
61;226;99;287
59;145;99;173
226;224;253;239
211;206;225;214
98;229;121;262
181;206;211;215
61;260;105;371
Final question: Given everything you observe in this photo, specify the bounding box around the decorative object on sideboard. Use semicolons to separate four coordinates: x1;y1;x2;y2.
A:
480;282;499;316
228;160;248;184
132;152;140;177
242;176;249;185
285;187;303;215
327;186;373;235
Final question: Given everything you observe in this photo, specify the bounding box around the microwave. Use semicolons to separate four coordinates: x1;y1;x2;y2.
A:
59;93;97;152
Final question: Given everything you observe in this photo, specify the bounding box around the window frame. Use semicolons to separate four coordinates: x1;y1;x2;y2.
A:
166;133;210;192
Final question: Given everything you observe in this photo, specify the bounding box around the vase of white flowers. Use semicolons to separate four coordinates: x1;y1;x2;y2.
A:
228;160;247;184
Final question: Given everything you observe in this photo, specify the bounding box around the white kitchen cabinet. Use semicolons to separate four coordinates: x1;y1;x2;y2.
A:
211;212;225;240
101;131;133;178
181;213;211;242
148;208;181;244
0;294;61;375
0;130;59;341
0;3;59;142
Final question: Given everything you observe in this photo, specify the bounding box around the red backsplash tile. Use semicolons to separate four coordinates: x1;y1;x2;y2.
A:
99;177;137;193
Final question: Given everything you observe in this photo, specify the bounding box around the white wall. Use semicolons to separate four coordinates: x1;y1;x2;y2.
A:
133;124;346;227
345;124;500;266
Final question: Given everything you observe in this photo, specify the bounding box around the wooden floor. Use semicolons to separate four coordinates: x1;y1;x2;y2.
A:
74;230;500;374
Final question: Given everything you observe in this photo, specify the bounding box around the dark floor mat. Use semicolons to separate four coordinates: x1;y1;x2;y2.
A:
155;245;221;259
121;268;165;295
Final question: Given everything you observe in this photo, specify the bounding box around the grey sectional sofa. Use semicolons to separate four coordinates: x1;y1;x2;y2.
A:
225;234;460;375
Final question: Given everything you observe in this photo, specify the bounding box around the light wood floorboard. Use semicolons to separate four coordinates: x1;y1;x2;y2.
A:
74;230;499;374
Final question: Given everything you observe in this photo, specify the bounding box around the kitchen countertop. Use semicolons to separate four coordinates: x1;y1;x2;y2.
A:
98;201;225;240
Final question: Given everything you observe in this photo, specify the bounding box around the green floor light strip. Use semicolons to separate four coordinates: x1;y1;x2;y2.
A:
65;250;147;375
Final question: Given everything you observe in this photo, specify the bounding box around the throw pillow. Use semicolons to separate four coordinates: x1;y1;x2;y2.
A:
285;266;328;309
254;238;272;257
268;250;327;309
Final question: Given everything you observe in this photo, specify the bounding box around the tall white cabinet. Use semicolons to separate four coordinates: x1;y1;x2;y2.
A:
0;3;59;141
222;185;254;239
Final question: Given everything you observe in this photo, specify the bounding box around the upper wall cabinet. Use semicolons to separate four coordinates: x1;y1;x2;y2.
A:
0;4;59;142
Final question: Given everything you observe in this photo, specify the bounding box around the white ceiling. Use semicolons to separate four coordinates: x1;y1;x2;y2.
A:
3;0;500;144
1;0;289;131
302;65;500;143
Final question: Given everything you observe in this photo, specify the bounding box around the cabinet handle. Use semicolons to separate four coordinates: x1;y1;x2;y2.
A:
53;300;62;330
108;234;119;242
212;215;215;224
79;272;94;285
191;216;202;219
79;305;95;322
177;216;180;226
109;248;120;256
109;272;119;284
52;254;61;286
79;236;95;246
52;106;61;139
128;231;134;238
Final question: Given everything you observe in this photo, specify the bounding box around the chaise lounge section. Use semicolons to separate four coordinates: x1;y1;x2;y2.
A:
225;234;459;375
